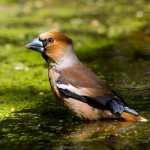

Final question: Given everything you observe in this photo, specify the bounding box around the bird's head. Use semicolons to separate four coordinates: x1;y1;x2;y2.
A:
25;32;73;62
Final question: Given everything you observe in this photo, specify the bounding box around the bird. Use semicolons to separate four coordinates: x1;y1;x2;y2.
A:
25;32;147;122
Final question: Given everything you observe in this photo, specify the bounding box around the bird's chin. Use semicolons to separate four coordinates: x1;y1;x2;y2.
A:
41;53;49;61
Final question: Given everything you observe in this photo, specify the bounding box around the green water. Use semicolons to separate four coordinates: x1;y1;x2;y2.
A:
0;0;150;149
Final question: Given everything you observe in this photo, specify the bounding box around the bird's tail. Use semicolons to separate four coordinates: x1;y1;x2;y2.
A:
106;99;148;122
120;112;148;122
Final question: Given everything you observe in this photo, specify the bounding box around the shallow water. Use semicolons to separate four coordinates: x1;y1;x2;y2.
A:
0;28;150;150
0;113;150;150
0;0;150;149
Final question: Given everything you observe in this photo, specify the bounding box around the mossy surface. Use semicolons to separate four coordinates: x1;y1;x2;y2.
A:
0;0;150;149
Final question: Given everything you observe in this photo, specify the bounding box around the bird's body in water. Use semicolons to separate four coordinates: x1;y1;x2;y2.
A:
26;32;147;122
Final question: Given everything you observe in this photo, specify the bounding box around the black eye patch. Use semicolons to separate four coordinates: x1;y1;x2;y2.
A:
41;38;54;47
42;40;48;47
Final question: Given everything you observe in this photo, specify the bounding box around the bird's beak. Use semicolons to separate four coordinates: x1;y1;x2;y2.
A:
25;38;44;53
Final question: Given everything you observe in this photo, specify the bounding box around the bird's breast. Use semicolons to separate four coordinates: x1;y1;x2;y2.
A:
48;67;61;97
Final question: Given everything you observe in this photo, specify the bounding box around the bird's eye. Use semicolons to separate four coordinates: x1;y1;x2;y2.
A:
47;38;54;43
41;38;54;48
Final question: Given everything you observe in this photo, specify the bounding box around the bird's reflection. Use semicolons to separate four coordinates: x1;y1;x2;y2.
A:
65;121;134;141
61;120;135;150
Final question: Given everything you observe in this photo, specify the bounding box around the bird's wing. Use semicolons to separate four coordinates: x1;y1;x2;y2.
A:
56;64;138;116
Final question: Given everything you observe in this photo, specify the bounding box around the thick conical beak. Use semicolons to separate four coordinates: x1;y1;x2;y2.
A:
25;38;44;53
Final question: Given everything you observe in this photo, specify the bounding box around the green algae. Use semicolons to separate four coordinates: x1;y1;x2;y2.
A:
0;0;150;149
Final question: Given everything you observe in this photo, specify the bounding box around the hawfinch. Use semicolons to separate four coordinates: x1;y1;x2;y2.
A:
26;32;147;122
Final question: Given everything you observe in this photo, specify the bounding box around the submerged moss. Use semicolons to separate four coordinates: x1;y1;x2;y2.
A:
0;0;150;150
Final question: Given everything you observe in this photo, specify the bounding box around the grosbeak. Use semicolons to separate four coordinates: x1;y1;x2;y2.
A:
26;32;147;122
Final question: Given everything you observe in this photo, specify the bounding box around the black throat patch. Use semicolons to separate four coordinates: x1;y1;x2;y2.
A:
41;53;49;62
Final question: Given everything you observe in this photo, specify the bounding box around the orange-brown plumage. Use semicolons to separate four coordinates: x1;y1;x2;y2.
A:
26;32;148;122
39;32;72;62
120;112;146;122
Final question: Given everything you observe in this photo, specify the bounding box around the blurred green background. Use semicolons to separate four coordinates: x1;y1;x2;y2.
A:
0;0;150;150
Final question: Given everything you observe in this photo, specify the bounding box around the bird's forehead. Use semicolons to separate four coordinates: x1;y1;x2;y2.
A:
39;32;53;40
39;32;72;44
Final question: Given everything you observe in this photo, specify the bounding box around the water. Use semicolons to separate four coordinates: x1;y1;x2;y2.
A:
0;0;150;149
0;27;150;150
0;113;150;150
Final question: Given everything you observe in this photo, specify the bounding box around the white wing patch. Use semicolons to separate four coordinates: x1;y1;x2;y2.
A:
56;83;82;95
56;83;102;97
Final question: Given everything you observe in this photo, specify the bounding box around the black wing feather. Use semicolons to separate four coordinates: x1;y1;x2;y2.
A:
58;87;138;116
